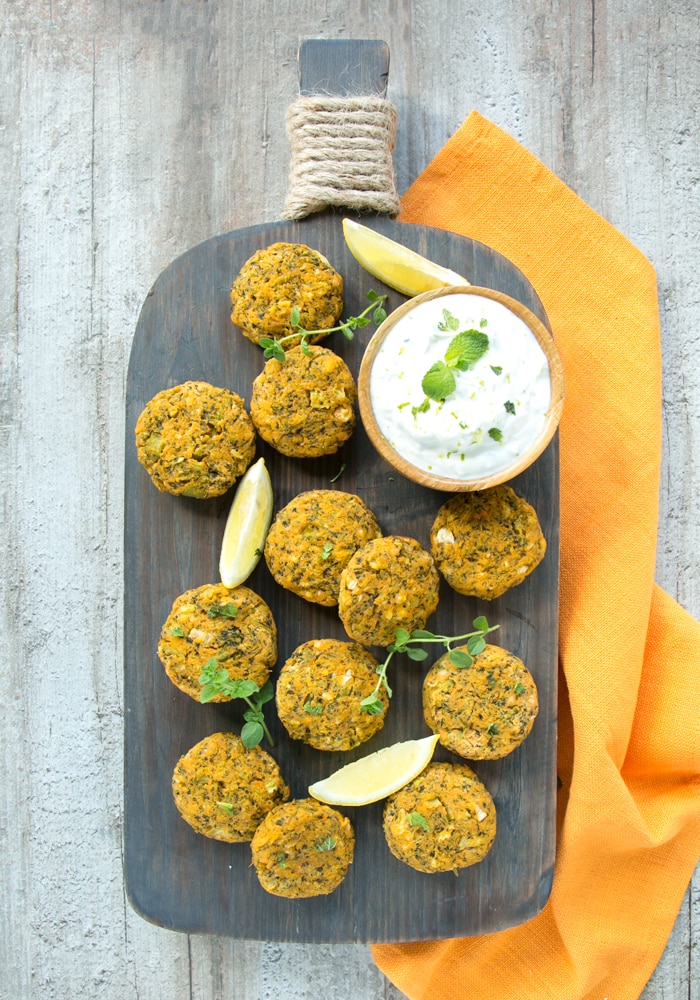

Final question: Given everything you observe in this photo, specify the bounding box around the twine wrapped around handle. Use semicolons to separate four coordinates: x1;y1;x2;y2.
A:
282;95;400;220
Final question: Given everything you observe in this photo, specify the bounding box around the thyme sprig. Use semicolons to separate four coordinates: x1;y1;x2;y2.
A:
259;290;387;361
360;616;500;715
198;658;275;748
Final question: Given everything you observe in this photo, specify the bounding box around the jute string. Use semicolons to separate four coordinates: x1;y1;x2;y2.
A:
282;95;400;220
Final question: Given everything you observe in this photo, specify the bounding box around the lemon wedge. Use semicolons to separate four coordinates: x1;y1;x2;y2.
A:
219;457;273;588
308;734;439;807
342;218;468;297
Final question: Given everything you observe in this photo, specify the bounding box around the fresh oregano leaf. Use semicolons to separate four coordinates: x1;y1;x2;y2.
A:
241;720;264;749
466;635;486;657
449;648;473;668
406;647;428;661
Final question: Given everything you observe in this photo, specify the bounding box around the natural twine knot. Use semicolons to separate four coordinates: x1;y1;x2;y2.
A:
282;95;400;221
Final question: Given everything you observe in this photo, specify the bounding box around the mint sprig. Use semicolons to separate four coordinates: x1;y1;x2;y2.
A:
198;658;275;748
359;616;500;714
416;309;490;409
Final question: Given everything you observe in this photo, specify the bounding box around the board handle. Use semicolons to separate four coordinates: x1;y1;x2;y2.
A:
281;38;400;220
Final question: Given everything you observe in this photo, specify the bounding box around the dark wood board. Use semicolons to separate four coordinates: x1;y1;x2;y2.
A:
124;214;559;943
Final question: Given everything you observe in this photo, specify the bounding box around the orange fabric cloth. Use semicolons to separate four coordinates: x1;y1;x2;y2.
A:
372;111;700;1000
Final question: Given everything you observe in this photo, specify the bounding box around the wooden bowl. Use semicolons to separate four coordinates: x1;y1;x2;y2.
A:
358;285;565;492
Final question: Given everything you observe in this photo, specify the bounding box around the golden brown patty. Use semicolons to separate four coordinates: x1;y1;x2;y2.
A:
382;761;496;873
230;242;344;345
171;732;289;842
422;643;538;759
157;583;277;700
275;639;388;751
250;798;355;898
134;380;256;498
250;345;357;457
264;490;382;606
338;535;440;647
430;485;546;600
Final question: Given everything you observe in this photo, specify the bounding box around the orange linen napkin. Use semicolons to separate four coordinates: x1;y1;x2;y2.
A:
372;111;700;1000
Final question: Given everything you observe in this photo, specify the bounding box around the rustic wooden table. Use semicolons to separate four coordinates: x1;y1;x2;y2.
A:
2;3;698;998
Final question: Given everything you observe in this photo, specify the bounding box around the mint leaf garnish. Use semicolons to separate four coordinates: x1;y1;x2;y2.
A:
418;319;490;404
422;361;456;401
437;308;460;332
444;330;489;369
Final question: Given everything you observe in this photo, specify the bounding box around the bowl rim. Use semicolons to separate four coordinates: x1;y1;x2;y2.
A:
357;285;565;492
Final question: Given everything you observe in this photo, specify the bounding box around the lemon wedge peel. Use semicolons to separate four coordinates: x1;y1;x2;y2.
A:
308;734;439;807
342;218;469;297
218;456;274;589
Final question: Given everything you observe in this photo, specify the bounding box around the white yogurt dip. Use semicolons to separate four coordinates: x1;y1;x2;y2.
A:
368;292;551;479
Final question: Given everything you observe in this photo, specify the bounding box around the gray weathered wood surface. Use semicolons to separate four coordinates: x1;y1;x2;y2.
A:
1;2;698;998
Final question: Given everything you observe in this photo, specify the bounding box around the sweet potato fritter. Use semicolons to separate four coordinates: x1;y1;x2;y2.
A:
383;761;496;873
157;583;277;701
338;536;440;647
171;732;289;842
135;380;256;498
251;798;354;898
251;345;357;457
422;643;538;759
230;242;343;345
275;639;388;751
430;485;546;600
264;490;382;606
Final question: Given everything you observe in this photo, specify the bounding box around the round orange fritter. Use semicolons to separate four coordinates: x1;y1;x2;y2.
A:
382;761;496;873
157;583;277;701
264;490;382;606
230;242;344;346
135;381;256;498
275;639;388;751
430;485;546;600
250;345;357;457
171;732;289;842
250;798;355;898
422;643;538;760
338;536;440;647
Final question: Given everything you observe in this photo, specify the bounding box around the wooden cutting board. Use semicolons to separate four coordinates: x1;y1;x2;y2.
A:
123;41;558;944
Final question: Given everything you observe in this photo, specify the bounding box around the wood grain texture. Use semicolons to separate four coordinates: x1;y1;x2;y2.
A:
124;217;558;943
1;1;698;998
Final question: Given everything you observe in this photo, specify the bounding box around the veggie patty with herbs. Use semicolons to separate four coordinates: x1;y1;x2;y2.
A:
422;642;539;760
157;583;277;701
338;535;440;647
429;484;546;600
230;242;344;345
250;798;355;898
171;732;289;842
264;490;382;606
382;761;497;873
250;344;357;457
275;639;388;751
134;380;256;498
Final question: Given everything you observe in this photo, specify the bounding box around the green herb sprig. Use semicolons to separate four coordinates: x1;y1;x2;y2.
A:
259;290;387;362
198;658;275;748
360;616;500;715
414;308;489;411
